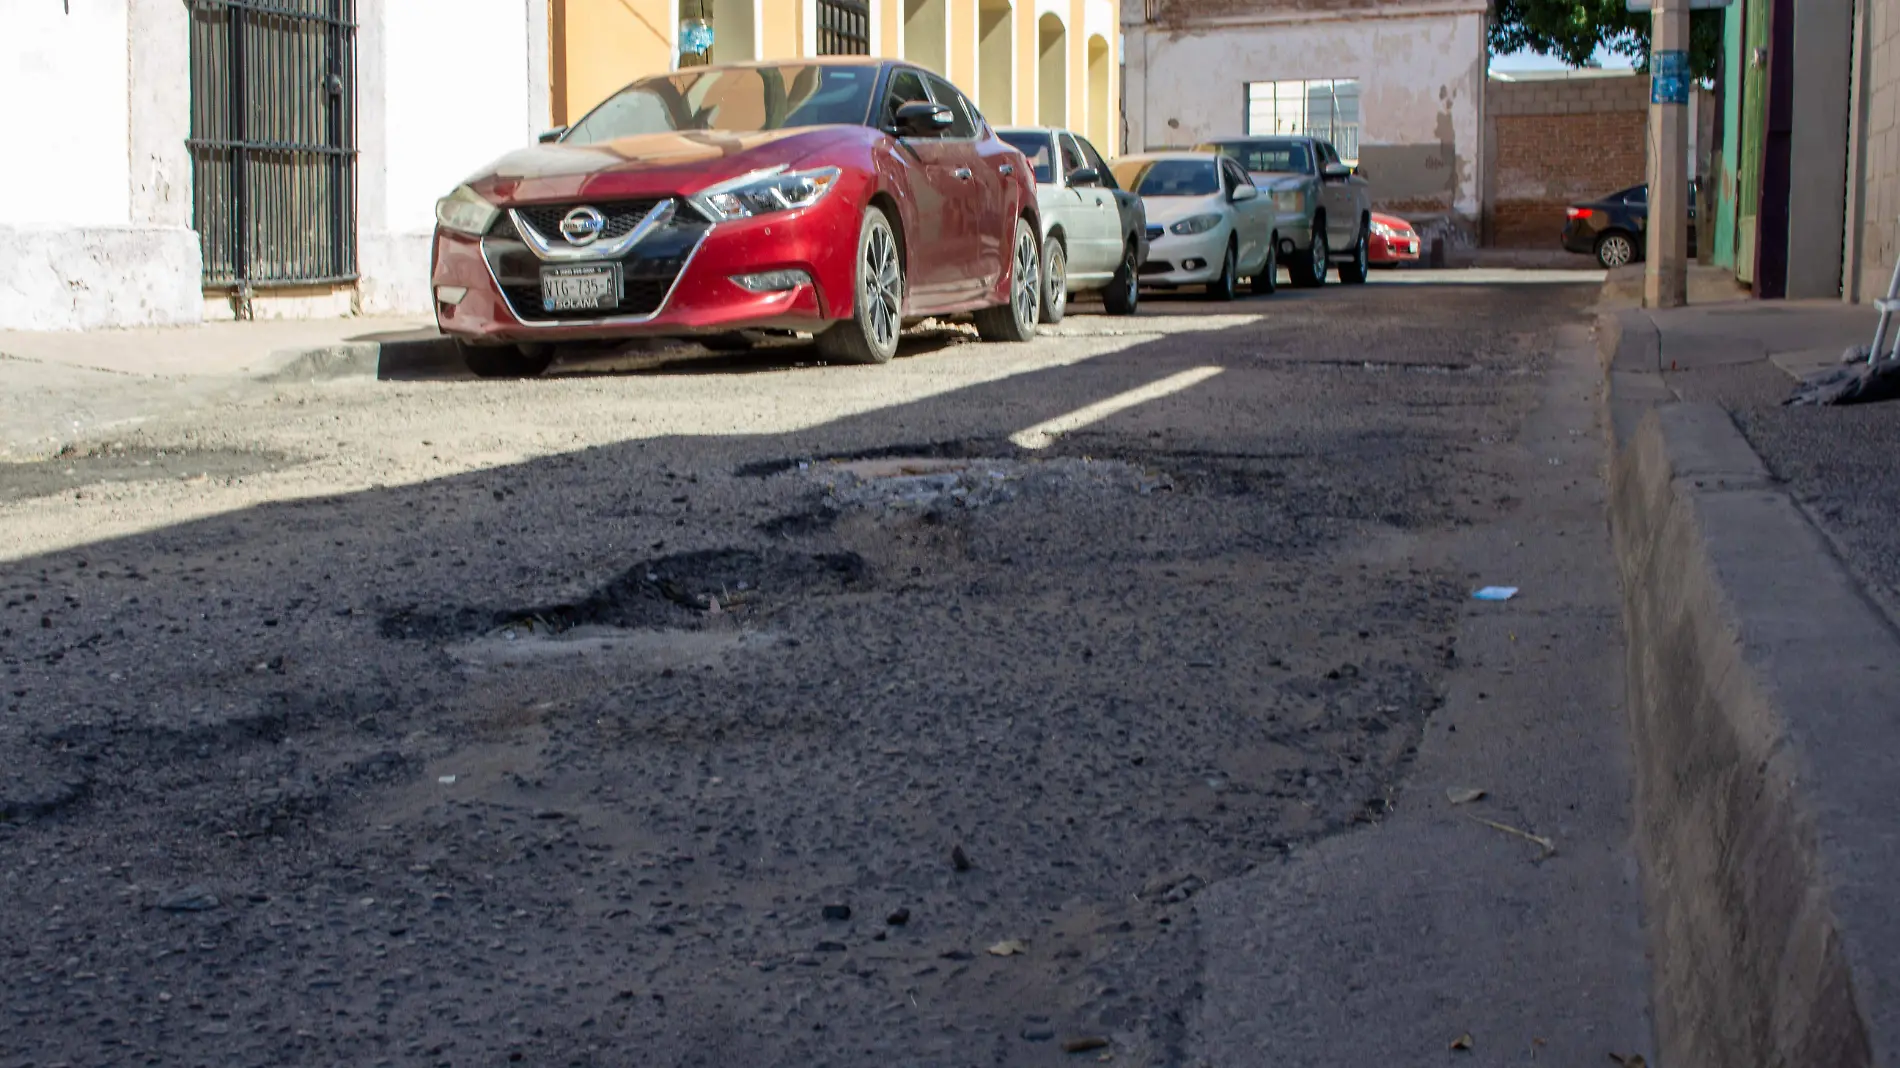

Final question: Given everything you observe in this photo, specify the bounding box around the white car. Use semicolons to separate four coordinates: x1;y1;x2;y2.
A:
1110;152;1280;300
996;126;1147;322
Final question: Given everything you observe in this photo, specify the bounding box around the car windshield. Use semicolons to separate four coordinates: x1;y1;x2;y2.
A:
564;65;877;143
1114;159;1220;197
1206;140;1312;175
998;132;1055;183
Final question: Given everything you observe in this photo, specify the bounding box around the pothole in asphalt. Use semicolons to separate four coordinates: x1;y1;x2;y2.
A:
0;445;291;503
379;547;868;641
447;624;779;669
757;454;1175;534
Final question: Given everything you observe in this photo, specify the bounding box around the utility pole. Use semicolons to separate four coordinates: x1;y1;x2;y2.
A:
1645;0;1692;308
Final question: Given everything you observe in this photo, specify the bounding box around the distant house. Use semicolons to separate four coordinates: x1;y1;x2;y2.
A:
1120;0;1488;238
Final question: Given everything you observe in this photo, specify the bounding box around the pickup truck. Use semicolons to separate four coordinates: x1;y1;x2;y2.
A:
1196;136;1373;287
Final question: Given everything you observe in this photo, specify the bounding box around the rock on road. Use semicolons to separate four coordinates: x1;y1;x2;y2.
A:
0;275;1652;1067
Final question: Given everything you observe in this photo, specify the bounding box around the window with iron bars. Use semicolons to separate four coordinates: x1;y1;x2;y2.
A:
817;0;870;55
1245;78;1361;164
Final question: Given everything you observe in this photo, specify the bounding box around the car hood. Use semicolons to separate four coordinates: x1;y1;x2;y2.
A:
1142;194;1226;225
1249;172;1309;192
1371;212;1414;232
463;126;865;204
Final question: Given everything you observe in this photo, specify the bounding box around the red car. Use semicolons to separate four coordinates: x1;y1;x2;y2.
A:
1368;212;1420;266
431;59;1042;377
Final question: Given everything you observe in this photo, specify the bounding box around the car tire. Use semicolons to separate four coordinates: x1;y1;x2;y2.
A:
1251;236;1278;296
1103;239;1140;316
1040;235;1068;326
1595;230;1637;270
461;341;554;379
818;206;904;365
1290;221;1328;288
1338;220;1370;285
974;216;1041;343
1206;240;1237;301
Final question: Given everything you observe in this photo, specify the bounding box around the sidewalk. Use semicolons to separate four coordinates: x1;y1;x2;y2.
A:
0;316;449;380
1599;274;1900;1068
0;317;455;460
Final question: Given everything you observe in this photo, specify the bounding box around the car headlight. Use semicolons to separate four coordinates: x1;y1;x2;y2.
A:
435;184;500;236
1273;190;1305;215
1371;221;1399;238
1169;213;1223;236
690;165;842;223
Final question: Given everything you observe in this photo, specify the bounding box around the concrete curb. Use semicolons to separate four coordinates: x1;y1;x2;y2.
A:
252;334;461;383
1605;351;1900;1066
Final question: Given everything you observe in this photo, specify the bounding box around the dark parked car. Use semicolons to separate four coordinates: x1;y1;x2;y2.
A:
1562;183;1697;269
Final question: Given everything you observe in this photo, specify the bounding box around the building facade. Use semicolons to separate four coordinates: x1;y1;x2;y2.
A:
1483;71;1650;248
1709;0;1897;303
0;0;1117;333
1121;0;1489;234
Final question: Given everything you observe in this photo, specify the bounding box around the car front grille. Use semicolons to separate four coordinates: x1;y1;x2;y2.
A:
1139;260;1173;275
480;206;711;323
1145;225;1164;241
509;198;674;244
499;256;693;322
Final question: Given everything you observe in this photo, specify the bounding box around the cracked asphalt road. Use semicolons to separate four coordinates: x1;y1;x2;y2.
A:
0;275;1650;1067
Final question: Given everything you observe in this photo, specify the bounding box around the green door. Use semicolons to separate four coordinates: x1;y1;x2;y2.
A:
1734;0;1768;285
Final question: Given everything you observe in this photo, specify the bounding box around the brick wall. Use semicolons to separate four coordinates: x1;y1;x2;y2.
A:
1855;0;1899;301
1483;75;1650;248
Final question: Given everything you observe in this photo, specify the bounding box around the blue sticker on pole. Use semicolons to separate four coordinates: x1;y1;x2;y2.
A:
1651;49;1690;105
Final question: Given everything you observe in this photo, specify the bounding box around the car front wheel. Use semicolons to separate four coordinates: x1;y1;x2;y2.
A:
1206;240;1237;301
1251;236;1278;296
1338;221;1370;285
1290;224;1328;288
1040;236;1068;325
975;216;1041;342
1103;239;1140;316
818;206;904;365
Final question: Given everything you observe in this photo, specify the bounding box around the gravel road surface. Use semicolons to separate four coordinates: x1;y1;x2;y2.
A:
0;276;1651;1067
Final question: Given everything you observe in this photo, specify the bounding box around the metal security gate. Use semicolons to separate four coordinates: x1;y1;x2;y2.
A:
816;0;870;55
188;0;357;293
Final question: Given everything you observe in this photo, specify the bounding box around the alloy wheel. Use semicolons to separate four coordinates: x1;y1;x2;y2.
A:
1312;230;1329;281
864;223;901;351
1598;234;1634;269
1013;226;1040;331
1046;240;1067;322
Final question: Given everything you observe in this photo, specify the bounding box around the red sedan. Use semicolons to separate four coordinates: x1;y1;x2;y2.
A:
431;59;1042;376
1369;212;1420;266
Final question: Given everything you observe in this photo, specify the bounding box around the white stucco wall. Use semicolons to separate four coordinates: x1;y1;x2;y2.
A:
357;0;549;315
1123;5;1487;217
0;0;200;331
0;0;131;227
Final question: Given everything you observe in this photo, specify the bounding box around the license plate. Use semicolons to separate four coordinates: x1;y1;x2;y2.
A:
540;264;620;312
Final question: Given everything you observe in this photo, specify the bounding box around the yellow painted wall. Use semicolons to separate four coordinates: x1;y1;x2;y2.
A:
551;0;1118;141
1015;2;1036;125
950;0;976;92
879;0;900;57
1068;0;1085;133
760;0;804;58
551;0;674;125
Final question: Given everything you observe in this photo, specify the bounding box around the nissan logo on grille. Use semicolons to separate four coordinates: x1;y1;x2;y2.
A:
559;206;607;246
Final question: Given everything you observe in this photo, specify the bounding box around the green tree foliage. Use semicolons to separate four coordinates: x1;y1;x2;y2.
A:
1489;0;1724;80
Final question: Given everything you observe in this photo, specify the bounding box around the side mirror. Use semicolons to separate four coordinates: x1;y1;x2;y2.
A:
1321;162;1351;182
1231;182;1259;202
1067;166;1101;187
537;126;568;144
893;101;954;137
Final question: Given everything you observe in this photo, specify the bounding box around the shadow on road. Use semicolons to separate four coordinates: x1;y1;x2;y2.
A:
0;280;1599;1066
